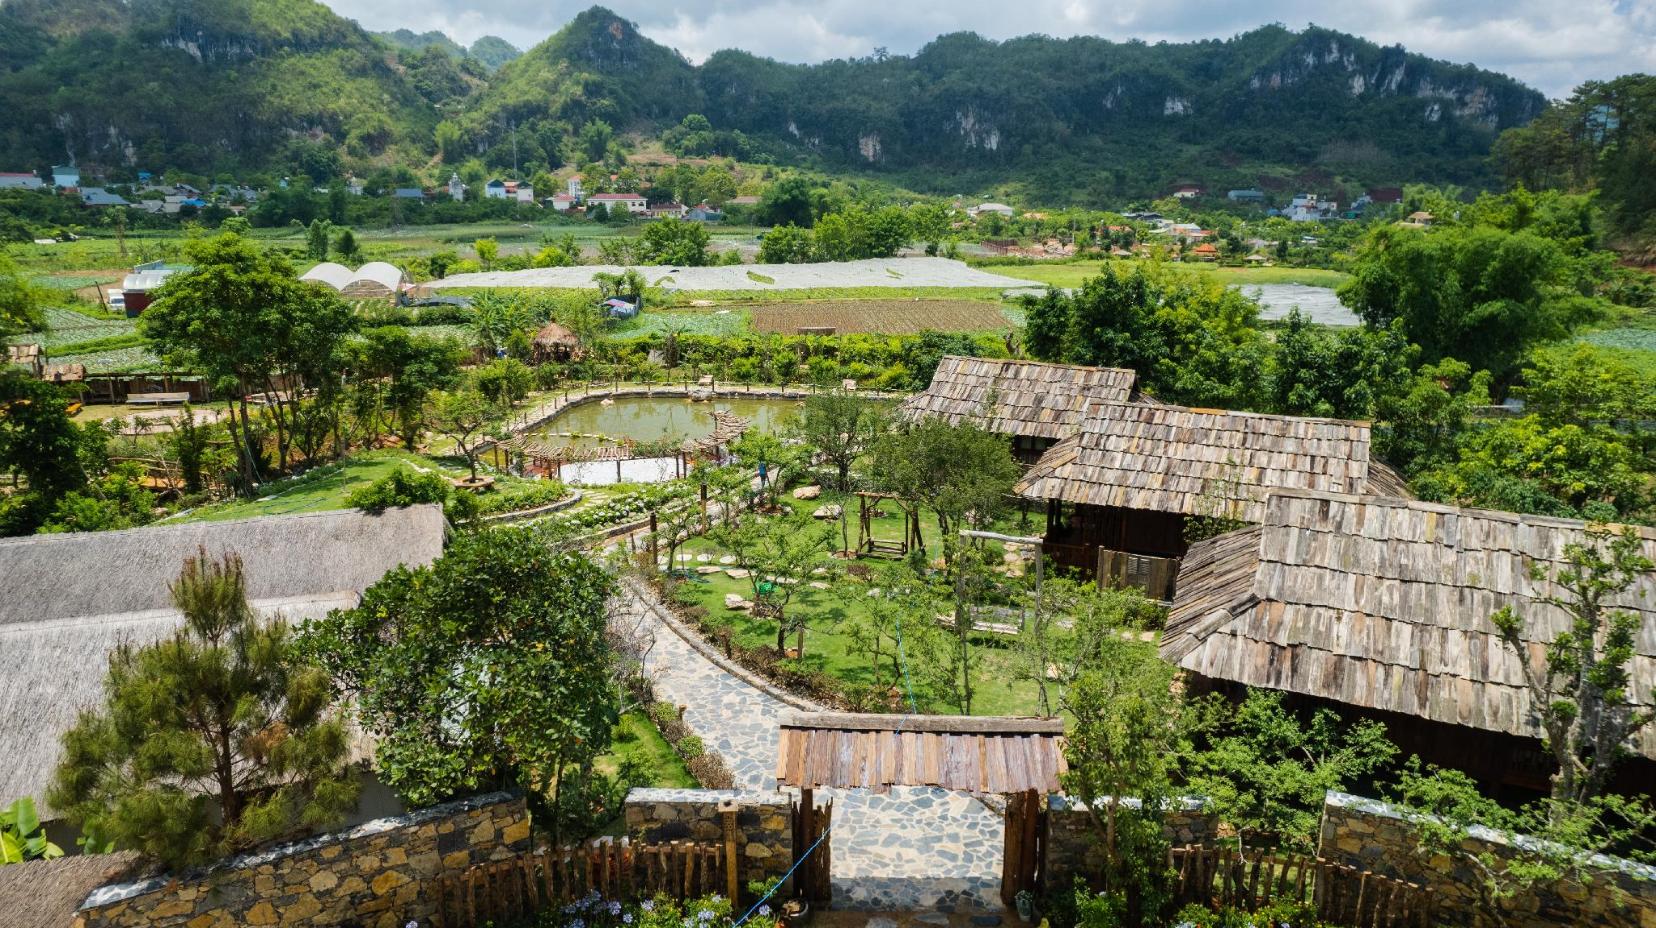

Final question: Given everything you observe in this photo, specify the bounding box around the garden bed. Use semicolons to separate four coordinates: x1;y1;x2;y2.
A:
749;298;1013;334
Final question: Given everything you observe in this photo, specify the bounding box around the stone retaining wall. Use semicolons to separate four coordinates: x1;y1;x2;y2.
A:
77;792;529;928
1043;795;1219;891
1318;792;1656;928
622;788;792;890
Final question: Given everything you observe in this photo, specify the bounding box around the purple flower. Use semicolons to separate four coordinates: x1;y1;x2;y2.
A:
623;915;634;925
697;910;714;922
757;906;771;917
641;901;656;913
572;919;585;928
609;901;623;916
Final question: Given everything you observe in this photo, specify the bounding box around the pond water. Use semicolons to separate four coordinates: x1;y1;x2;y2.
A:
527;395;805;485
534;396;804;452
1237;284;1359;327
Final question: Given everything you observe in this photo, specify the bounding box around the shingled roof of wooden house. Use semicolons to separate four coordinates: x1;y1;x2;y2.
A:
898;356;1139;441
1161;490;1656;759
1014;400;1403;521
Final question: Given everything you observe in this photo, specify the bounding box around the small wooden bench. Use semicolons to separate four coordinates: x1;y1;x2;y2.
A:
126;392;190;406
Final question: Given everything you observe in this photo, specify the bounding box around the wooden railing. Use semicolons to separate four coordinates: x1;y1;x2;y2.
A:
433;837;725;928
1169;844;1434;928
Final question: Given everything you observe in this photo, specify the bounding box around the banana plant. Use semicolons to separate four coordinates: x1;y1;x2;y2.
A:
0;797;63;864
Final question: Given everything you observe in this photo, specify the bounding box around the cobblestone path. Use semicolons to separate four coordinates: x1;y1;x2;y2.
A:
616;584;1005;911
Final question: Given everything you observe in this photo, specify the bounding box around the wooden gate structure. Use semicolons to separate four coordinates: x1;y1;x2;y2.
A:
1000;789;1047;906
775;712;1069;911
856;492;922;558
790;788;834;904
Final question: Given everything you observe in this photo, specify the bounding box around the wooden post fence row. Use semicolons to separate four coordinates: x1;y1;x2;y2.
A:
1167;844;1434;928
433;837;724;928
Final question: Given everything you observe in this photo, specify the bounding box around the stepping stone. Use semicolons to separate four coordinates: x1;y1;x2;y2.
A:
726;568;750;579
724;593;750;610
696;553;712;562
719;555;737;565
866;919;898;928
695;566;722;575
810;567;828;576
915;914;950;926
793;485;822;500
808;581;831;591
811;504;842;520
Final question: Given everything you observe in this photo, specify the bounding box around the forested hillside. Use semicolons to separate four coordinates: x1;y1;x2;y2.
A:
0;2;1547;201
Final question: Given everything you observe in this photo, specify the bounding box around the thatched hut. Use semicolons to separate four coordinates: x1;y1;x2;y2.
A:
1163;490;1656;794
0;851;147;928
899;356;1139;463
1014;399;1409;594
532;321;581;363
0;505;448;840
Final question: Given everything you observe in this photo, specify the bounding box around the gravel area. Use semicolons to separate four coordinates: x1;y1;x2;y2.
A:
433;258;1030;292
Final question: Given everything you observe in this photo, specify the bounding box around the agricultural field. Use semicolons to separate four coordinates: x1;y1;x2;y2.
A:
988;258;1350;290
13;306;136;350
750;299;1015;334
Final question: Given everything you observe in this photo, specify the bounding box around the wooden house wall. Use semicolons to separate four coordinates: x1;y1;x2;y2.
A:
1047;503;1189;564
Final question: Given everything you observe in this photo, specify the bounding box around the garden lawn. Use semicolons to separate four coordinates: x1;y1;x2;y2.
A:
167;449;552;523
597;712;697;789
667;489;1050;718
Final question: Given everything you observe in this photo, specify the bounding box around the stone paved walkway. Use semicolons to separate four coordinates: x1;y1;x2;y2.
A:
616;584;1005;911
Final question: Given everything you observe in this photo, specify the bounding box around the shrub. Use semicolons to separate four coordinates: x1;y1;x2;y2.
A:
675;735;704;760
346;465;450;512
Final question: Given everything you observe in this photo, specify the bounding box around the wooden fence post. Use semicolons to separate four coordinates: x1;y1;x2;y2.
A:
719;799;740;904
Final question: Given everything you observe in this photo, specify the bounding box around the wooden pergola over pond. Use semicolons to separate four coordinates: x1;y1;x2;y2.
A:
774;712;1067;906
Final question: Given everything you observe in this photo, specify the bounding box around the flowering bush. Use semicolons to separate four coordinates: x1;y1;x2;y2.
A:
511;889;778;928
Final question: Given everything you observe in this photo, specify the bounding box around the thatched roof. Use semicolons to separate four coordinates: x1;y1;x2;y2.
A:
0;851;147;928
776;712;1067;793
1015;400;1400;520
899;356;1138;441
1162;490;1656;759
533;321;579;347
0;506;448;815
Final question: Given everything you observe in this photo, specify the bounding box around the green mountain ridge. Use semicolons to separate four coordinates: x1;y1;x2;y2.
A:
373;27;520;70
0;2;1548;201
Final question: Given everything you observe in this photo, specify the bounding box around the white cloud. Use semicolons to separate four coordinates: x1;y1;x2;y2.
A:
321;0;1656;97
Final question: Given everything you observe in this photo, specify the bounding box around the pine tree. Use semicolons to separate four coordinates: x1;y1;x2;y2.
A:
48;550;359;869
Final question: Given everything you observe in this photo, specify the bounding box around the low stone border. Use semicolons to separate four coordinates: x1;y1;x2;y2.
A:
623;575;822;713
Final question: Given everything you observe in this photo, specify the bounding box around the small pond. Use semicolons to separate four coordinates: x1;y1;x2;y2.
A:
527;395;805;486
1237;284;1359;327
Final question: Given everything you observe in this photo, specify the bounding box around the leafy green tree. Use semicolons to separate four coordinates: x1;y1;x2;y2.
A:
869;418;1021;564
49;550;358;870
305;218;331;260
0;252;44;337
1415;416;1644;519
638;216;711;266
844;562;943;703
758;176;815;227
1339;224;1600;383
470;293;533;357
0;372;87;535
1492;527;1656;809
332;228;361;263
795;389;886;490
141;233;355;485
1372;358;1492;475
1267;311;1416;419
472;358;534;406
578;120;615;163
352;327;467;448
1061;634;1188;926
299;528;617;838
1186;691;1396;852
427;389;503;481
474;236;500;270
757;224;814;264
346;465;451;513
709;512;836;655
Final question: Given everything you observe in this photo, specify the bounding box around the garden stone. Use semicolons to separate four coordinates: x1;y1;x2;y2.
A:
915;913;950;926
696;566;722;575
811;504;842;520
726;568;750;579
697;553;712;562
809;581;831;591
723;593;750;610
794;486;822;500
719;555;737;565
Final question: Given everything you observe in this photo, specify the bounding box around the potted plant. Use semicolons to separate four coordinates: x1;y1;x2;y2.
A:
1014;890;1035;922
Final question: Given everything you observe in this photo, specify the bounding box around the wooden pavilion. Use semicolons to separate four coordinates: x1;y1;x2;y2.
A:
899;357;1139;463
1162;490;1656;796
1014;399;1410;596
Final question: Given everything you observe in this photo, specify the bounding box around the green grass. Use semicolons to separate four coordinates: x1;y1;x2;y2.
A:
610;307;752;338
596;712;697;789
987;259;1349;290
166;449;550;523
670;489;1049;717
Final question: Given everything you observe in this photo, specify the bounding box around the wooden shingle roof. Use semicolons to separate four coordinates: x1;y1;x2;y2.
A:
1162;490;1656;759
899;356;1137;441
1015;400;1394;520
776;713;1067;793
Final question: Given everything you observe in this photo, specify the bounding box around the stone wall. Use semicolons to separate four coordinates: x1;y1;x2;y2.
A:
78;792;530;928
1044;795;1218;891
1318;791;1656;928
623;788;792;890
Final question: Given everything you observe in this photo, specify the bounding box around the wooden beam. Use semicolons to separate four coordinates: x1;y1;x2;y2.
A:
780;712;1066;735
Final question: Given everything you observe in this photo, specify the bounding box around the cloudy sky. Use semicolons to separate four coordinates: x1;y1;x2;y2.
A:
324;0;1656;98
